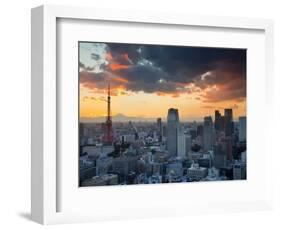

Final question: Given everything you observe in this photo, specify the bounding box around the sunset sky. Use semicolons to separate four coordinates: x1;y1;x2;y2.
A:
79;42;246;122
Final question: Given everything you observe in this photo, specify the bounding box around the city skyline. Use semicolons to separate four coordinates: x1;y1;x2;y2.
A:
79;42;247;187
79;42;246;121
79;106;247;186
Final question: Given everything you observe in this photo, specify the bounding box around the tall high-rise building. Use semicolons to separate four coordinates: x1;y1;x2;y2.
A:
177;132;186;158
203;116;214;151
224;108;233;120
215;110;220;131
157;118;163;142
167;108;179;157
197;125;203;137
224;108;234;137
162;125;167;137
177;129;191;158
238;116;246;142
214;110;224;132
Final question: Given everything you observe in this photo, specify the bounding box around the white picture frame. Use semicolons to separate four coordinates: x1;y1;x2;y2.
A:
31;4;274;225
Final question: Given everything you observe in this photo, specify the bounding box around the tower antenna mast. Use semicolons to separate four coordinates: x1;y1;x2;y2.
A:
104;82;113;144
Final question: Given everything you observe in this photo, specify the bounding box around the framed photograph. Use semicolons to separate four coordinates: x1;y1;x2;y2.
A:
31;5;274;225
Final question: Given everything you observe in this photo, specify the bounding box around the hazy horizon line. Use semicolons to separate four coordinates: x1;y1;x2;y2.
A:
80;113;246;123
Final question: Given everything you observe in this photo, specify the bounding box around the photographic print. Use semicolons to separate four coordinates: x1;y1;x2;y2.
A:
79;42;246;187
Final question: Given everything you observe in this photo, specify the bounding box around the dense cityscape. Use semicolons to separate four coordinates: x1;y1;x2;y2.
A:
79;84;246;187
79;42;247;187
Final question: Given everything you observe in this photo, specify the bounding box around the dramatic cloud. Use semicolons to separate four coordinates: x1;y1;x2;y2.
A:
79;43;246;103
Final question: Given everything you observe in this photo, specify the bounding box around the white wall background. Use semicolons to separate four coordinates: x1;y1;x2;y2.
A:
0;0;280;229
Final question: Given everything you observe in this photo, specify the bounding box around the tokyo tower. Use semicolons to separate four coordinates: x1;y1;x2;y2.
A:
103;83;114;144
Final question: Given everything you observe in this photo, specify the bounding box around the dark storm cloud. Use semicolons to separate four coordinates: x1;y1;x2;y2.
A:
80;42;246;102
118;65;183;94
118;65;165;84
141;46;246;79
106;43;142;64
80;65;184;95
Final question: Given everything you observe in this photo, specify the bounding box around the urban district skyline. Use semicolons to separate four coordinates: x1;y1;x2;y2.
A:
79;106;247;186
79;42;247;187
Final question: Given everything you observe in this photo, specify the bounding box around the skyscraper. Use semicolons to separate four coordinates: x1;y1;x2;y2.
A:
224;108;233;120
167;108;179;157
157;118;163;142
224;108;234;137
214;110;223;132
197;124;203;137
238;116;246;142
177;132;186;158
203;116;214;151
177;132;192;158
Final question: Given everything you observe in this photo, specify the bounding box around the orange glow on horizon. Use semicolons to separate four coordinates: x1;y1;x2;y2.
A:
80;85;246;121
